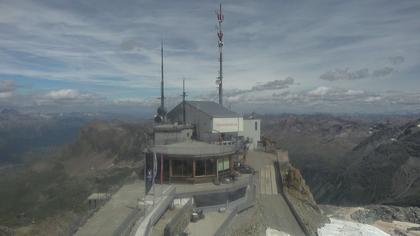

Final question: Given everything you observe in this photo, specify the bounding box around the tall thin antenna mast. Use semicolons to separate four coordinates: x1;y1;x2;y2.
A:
216;3;224;106
161;41;165;111
182;79;187;125
155;41;166;123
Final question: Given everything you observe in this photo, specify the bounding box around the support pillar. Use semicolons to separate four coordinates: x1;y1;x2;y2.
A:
160;154;163;184
216;159;219;180
169;159;173;183
192;160;196;178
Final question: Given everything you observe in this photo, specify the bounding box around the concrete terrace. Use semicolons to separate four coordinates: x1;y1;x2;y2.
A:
227;150;306;236
75;180;145;236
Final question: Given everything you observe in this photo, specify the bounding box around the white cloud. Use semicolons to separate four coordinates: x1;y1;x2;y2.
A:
365;96;382;102
308;86;332;96
0;80;17;99
40;89;98;105
0;80;15;92
0;0;420;114
251;77;294;91
0;91;13;98
344;89;365;96
45;89;81;100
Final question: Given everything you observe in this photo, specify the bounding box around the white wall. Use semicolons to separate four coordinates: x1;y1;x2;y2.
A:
212;117;244;133
238;119;261;150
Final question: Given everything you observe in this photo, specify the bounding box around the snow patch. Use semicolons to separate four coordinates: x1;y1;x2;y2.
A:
318;218;390;236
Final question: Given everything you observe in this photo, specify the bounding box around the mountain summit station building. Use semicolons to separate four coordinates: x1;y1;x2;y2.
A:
145;101;261;184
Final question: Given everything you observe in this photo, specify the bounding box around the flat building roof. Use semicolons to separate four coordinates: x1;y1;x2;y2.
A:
150;140;237;159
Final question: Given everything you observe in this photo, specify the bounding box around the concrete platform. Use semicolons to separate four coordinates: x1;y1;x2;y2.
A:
227;150;305;236
186;210;231;236
74;180;145;236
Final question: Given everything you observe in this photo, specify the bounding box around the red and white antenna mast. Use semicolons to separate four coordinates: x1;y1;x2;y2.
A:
216;3;224;106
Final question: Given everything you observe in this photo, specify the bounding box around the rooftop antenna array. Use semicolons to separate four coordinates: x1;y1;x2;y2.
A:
216;3;224;106
155;41;167;123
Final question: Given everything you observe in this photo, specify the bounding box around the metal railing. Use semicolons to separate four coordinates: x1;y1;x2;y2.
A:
152;143;239;157
273;161;311;236
142;186;177;236
213;174;257;236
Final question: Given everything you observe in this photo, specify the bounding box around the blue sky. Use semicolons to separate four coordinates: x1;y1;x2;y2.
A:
0;0;419;114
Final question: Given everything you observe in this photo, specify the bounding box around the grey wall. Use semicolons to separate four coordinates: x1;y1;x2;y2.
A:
168;103;214;141
154;128;193;145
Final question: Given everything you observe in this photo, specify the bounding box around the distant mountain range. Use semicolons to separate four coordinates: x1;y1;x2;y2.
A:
262;114;420;207
0;109;91;164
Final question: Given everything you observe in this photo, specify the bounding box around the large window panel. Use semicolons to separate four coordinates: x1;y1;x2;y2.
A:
196;160;205;176
217;157;230;171
172;160;192;177
206;159;216;175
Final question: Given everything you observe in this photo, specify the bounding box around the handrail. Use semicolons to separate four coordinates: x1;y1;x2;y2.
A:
213;175;256;236
142;186;177;236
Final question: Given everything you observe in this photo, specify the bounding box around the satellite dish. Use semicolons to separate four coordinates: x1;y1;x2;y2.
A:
216;79;221;85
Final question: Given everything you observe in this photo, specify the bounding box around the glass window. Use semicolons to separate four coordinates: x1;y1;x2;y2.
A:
172;160;192;177
255;121;258;131
223;158;229;170
217;157;230;171
196;160;205;176
195;159;216;176
206;159;216;175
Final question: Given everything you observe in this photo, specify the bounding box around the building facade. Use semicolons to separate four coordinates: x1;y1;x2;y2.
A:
167;101;243;142
238;118;261;150
146;101;260;184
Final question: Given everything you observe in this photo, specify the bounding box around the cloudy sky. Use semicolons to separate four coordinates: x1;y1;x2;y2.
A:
0;0;419;115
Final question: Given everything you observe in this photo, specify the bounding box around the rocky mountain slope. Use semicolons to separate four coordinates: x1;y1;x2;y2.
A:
262;114;420;206
61;121;150;176
324;119;420;206
0;120;149;235
262;114;373;200
283;164;330;236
